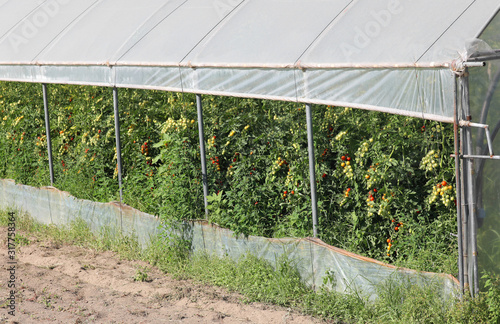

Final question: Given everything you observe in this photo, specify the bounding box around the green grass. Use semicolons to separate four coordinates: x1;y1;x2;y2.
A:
1;208;498;323
0;208;142;260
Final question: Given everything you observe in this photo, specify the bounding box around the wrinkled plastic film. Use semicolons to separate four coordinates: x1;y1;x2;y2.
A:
468;60;500;286
0;179;459;300
0;64;456;121
465;13;500;290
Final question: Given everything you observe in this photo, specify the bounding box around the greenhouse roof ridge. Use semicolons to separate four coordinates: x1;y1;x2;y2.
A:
0;0;499;122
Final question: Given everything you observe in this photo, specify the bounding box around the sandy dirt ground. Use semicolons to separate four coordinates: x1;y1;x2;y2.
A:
0;227;322;324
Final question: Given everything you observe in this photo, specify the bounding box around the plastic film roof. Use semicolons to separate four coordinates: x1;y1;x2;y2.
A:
0;0;499;122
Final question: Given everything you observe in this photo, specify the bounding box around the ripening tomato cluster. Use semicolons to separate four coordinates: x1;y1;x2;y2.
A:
276;156;288;167
340;155;353;178
282;189;295;199
391;219;403;232
365;163;378;177
326;125;334;137
210;156;221;171
232;152;239;163
366;189;377;202
386;220;402;256
429;180;454;207
386;238;393;256
140;141;149;155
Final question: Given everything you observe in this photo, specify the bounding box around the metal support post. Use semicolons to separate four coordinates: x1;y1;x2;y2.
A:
113;87;123;203
459;77;469;294
196;94;209;217
461;153;469;294
453;78;464;296
42;84;55;186
462;72;479;297
305;103;318;237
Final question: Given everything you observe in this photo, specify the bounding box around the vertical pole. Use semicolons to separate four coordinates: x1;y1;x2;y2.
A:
460;131;470;294
305;103;318;237
459;76;470;295
454;77;464;297
463;71;479;297
42;84;55;186
196;94;209;217
113;87;123;203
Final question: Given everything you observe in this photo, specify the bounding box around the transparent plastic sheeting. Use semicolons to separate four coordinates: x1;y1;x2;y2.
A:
0;179;459;300
0;0;499;122
0;64;456;122
468;60;500;282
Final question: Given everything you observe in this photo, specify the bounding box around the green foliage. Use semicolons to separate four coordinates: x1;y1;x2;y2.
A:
133;266;151;282
95;226;142;260
481;271;500;322
14;233;30;246
0;81;459;274
142;221;192;275
151;97;458;273
187;252;308;306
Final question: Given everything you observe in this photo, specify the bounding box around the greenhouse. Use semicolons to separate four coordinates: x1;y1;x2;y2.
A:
0;0;499;298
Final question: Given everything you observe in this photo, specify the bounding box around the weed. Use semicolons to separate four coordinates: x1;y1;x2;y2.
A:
14;233;30;246
41;296;52;309
481;271;500;322
133;266;151;282
80;264;95;271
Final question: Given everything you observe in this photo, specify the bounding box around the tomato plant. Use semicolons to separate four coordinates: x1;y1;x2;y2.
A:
0;81;458;273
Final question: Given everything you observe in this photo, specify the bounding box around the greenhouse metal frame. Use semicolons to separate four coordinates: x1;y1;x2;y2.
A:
1;0;500;297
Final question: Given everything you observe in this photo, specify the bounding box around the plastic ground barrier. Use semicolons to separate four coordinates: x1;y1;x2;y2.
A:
0;179;459;300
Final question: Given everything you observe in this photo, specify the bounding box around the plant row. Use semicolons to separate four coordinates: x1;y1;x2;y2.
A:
0;81;457;273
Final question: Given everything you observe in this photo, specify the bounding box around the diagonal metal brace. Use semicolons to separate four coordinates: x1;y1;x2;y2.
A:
459;120;497;158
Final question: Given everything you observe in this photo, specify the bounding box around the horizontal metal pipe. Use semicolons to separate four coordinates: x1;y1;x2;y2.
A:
0;61;451;69
467;50;500;62
468;55;500;62
463;62;486;67
450;154;500;159
459;120;489;128
461;154;500;160
177;62;451;69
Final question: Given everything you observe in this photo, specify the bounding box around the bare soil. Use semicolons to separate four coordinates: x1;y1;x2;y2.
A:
0;227;321;324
